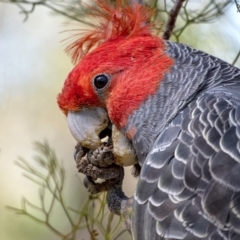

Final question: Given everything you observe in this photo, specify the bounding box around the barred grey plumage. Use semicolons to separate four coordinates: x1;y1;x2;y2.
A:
130;42;240;240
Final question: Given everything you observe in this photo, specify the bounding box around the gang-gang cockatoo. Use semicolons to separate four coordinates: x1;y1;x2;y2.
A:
58;1;240;239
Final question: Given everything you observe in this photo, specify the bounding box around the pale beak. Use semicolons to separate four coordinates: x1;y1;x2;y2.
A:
67;107;137;166
112;124;137;166
67;108;109;149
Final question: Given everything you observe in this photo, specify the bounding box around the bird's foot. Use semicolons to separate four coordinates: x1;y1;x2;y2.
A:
74;142;123;192
74;142;132;231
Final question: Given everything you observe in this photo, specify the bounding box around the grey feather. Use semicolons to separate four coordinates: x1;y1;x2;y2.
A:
129;41;240;239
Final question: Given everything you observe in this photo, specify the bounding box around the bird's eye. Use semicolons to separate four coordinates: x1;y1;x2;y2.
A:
94;75;109;89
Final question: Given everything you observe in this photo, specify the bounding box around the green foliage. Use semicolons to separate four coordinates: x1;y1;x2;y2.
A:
7;141;128;240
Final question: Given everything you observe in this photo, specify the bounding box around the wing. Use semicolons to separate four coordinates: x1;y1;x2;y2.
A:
132;92;240;240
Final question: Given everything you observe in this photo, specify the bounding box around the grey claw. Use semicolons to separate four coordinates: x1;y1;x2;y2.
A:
83;176;89;188
74;143;89;163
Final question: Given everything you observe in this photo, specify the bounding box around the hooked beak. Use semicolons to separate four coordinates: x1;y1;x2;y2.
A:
67;107;137;166
67;108;109;149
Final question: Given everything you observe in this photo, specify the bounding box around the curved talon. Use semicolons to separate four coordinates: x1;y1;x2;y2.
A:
83;176;89;188
74;143;89;164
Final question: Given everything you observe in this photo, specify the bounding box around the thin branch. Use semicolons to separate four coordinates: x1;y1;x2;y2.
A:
162;0;185;40
106;212;114;236
0;0;93;24
84;215;96;240
113;229;128;240
130;0;143;4
232;50;240;66
235;0;240;12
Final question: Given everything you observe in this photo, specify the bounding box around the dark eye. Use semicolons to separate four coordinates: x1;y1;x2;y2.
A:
94;74;108;89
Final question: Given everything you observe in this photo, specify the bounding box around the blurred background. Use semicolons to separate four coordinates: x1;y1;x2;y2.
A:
0;0;239;239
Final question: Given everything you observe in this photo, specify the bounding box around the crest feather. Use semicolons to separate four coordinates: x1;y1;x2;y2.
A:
65;0;155;63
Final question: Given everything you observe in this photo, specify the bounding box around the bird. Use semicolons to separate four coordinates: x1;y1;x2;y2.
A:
58;1;240;239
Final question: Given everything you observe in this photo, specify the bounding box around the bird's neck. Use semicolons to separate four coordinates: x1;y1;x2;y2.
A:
116;42;240;165
124;41;240;165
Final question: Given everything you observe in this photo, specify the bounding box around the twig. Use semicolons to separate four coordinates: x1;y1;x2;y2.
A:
7;141;126;239
130;0;143;4
0;0;93;24
84;215;98;240
113;229;128;240
232;50;240;66
162;0;185;40
235;0;240;12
